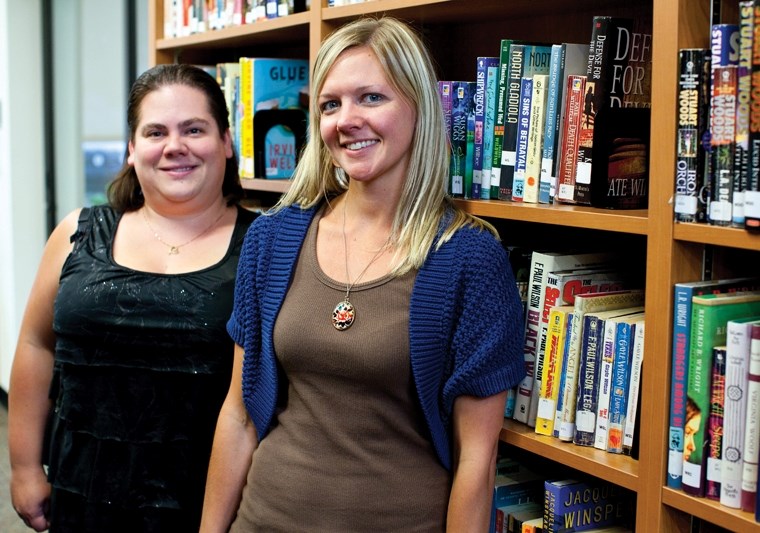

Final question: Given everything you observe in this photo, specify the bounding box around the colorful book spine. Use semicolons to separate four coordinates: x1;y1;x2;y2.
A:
540;44;565;204
500;43;527;200
491;39;515;199
536;305;573;436
607;317;640;454
708;64;738;226
682;291;760;496
449;81;475;198
574;312;605;446
512;77;533;202
623;319;645;456
524;74;549;203
481;58;500;200
720;316;760;508
555;75;586;204
747;1;760;231
438;80;453;144
472;57;492;199
733;3;754;227
674;48;711;223
593;317;618;450
543;479;633;533
742;323;760;513
553;313;575;437
705;345;726;500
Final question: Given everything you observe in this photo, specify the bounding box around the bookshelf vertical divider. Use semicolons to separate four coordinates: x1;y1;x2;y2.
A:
147;1;760;531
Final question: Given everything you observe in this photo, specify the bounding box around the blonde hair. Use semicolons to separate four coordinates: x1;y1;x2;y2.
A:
275;16;497;274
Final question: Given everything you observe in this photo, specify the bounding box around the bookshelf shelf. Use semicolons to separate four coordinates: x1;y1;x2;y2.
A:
241;178;291;194
501;419;639;492
455;199;649;235
147;0;760;530
674;223;760;251
662;487;760;532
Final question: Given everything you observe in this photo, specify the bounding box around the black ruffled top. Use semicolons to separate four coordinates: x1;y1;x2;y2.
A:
47;205;255;515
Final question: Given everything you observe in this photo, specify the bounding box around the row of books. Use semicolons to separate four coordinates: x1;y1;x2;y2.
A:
438;14;652;210
490;457;634;533
666;278;760;522
214;57;309;179
163;0;308;39
674;5;760;231
505;249;645;455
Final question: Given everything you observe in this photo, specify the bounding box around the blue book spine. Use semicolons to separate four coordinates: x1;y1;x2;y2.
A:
512;77;533;201
540;44;564;204
607;321;635;453
449;81;475;197
481;59;500;199
573;313;603;446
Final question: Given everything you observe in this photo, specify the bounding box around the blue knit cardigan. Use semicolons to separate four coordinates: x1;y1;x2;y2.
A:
227;204;526;470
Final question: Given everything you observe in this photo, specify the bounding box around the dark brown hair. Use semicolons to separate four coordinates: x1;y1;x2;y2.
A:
107;64;243;211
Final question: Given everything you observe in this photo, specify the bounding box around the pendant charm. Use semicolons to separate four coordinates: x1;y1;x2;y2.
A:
332;300;355;330
169;246;180;255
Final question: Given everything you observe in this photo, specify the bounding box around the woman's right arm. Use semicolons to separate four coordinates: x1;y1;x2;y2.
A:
8;209;80;532
200;343;257;532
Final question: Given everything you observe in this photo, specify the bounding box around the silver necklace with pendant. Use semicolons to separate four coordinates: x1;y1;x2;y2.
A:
332;198;389;331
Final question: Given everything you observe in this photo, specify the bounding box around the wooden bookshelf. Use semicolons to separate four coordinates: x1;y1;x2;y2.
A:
147;1;760;530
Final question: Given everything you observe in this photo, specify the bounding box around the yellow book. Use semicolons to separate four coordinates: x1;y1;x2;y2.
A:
238;57;254;178
535;304;573;435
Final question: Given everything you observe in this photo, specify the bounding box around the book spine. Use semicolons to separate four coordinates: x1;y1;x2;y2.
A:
524;74;549;203
438;80;453;153
449;81;474;198
705;345;726;499
512;77;533;201
734;4;754;227
536;307;568;435
553;313;574;437
623;321;645;455
667;284;695;489
540;44;564;204
675;49;711;223
747;3;760;231
491;40;513;199
544;480;632;532
472;57;489;199
555;75;585;203
682;304;713;496
720;319;754;507
593;318;617;450
742;324;760;512
574;314;603;446
607;321;634;454
481;59;500;199
500;44;525;200
708;64;738;226
239;57;254;178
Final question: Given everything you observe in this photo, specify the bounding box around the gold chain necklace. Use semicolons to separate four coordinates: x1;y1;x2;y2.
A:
142;207;226;255
332;198;390;331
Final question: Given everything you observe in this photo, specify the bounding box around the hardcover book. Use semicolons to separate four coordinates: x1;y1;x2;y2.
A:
449;81;476;198
555;75;586;204
523;74;549;203
674;48;711;223
481;59;501;199
741;322;760;513
705;344;726;499
720;316;760;508
473;57;498;199
682;290;760;496
574;15;652;209
623;319;645;456
513;77;533;202
734;4;753;227
536;304;573;436
667;277;760;490
747;3;760;231
491;39;519;199
543;478;633;533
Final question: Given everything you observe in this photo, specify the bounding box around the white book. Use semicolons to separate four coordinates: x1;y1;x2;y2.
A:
593;317;618;450
623;319;646;455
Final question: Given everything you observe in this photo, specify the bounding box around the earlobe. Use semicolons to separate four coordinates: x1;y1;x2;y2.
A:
126;141;135;165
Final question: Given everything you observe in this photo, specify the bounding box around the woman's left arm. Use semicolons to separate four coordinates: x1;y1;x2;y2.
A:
446;391;507;532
